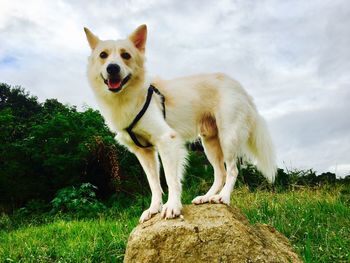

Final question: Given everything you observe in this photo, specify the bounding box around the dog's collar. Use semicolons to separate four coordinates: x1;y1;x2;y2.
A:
125;85;166;148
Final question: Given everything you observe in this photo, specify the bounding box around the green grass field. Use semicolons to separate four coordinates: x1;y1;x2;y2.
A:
1;186;349;262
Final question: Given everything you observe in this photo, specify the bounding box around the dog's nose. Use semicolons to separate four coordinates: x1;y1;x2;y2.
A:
107;64;121;75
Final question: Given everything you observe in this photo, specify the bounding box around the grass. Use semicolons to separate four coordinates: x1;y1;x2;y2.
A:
0;211;139;263
0;219;135;262
233;187;350;262
1;185;349;262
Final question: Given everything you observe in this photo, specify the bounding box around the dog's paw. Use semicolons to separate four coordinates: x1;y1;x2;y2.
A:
139;207;160;223
161;201;182;219
209;194;230;205
192;195;210;205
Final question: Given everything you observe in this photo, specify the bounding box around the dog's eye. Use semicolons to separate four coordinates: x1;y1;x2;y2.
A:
100;51;108;59
121;52;131;60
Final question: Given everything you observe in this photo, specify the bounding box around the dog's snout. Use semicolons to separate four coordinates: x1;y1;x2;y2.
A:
107;64;121;75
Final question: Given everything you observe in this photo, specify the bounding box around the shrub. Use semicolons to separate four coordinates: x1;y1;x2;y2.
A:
0;84;120;211
51;183;106;216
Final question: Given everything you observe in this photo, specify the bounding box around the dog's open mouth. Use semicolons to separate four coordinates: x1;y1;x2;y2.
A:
101;74;132;92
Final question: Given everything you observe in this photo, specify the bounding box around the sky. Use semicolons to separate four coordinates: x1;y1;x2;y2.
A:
0;0;349;177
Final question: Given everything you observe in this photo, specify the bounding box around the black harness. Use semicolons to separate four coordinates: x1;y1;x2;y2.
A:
125;85;166;148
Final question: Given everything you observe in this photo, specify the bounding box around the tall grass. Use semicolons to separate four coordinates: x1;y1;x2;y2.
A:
233;187;350;262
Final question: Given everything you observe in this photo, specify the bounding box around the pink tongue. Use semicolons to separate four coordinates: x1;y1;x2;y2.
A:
108;80;121;90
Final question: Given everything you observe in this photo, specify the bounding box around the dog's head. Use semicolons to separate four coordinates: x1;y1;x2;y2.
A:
84;25;147;93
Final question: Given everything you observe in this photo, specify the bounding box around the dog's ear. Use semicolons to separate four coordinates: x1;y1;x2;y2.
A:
129;24;147;53
84;27;100;50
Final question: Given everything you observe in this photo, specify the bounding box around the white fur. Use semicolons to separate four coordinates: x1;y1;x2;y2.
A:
84;25;276;222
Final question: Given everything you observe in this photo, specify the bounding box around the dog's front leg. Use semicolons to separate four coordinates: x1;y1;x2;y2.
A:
131;147;163;223
157;131;187;219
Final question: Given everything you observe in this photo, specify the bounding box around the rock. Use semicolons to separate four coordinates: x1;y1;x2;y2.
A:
124;204;302;263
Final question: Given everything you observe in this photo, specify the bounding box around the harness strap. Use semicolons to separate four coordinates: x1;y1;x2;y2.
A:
125;85;166;148
151;85;166;119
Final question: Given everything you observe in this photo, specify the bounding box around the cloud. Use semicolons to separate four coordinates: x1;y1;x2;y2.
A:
270;84;350;175
328;164;350;176
0;0;349;177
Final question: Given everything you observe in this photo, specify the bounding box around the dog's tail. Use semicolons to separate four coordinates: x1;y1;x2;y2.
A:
246;114;276;183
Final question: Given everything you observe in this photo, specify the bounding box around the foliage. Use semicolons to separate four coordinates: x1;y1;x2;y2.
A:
0;84;122;211
51;183;106;216
0;84;41;121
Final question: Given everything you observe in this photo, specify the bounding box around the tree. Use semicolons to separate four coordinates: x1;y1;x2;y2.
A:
0;84;125;211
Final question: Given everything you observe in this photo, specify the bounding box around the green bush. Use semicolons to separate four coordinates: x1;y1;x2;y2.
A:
51;183;106;216
0;84;120;211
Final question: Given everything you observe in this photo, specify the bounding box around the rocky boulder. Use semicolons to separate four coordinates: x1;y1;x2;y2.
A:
124;204;302;263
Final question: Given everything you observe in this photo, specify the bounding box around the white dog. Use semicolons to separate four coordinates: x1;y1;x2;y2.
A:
84;25;276;223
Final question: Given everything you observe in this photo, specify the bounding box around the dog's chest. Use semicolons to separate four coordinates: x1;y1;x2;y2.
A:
107;107;135;131
100;98;152;140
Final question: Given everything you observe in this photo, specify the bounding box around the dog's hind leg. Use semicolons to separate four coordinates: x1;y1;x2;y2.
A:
131;147;163;223
209;159;238;205
192;135;226;204
209;127;241;205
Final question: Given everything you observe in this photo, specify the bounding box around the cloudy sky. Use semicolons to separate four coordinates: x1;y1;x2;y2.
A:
1;0;349;177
